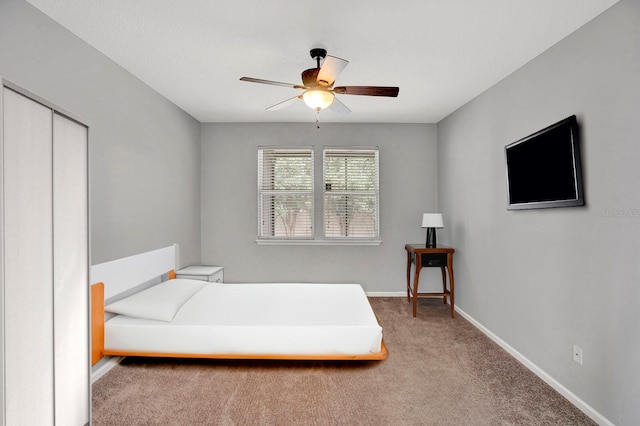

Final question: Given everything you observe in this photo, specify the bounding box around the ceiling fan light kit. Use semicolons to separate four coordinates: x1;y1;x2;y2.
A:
302;89;334;111
240;48;399;117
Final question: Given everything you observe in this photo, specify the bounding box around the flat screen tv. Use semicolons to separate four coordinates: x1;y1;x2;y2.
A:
505;115;584;210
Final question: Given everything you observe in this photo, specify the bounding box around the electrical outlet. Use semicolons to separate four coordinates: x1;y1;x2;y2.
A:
573;345;583;365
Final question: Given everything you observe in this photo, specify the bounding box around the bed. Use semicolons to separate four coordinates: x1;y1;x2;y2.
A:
91;246;387;362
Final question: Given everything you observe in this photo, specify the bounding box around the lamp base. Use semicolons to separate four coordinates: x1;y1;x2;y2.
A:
425;228;437;248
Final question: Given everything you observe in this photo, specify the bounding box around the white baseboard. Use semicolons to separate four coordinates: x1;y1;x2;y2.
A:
454;306;614;426
366;291;405;297
91;356;125;384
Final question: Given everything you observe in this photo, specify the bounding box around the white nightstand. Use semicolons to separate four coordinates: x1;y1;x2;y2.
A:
176;266;224;283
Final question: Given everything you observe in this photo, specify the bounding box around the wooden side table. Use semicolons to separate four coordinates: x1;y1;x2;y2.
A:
405;244;455;318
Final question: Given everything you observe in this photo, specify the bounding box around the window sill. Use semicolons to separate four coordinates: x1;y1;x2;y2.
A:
255;239;382;246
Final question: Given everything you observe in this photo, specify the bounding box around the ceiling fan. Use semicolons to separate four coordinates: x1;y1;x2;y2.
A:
240;48;399;116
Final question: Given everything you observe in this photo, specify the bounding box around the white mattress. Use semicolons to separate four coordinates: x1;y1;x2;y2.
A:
105;282;383;356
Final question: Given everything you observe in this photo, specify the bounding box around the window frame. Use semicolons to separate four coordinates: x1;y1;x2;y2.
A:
322;146;380;241
257;146;314;241
255;145;381;246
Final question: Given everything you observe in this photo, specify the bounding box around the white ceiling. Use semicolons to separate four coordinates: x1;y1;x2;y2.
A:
26;0;618;124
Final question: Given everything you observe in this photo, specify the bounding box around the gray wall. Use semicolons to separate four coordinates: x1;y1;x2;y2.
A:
437;1;639;424
201;123;438;292
0;0;202;266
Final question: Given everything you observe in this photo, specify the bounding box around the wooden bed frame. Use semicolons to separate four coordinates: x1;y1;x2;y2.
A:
91;273;388;363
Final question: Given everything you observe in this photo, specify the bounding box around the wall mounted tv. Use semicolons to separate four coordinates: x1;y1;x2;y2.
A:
505;115;584;210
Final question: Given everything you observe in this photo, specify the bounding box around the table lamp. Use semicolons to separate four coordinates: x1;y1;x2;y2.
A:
421;213;444;248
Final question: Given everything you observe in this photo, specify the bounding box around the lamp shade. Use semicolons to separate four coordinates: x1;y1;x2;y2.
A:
421;213;444;228
302;89;334;110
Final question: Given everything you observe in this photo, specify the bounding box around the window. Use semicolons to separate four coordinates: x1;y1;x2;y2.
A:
257;146;380;244
257;147;314;239
323;147;379;239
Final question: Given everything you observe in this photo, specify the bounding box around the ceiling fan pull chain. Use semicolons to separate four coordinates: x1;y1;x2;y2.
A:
316;109;321;129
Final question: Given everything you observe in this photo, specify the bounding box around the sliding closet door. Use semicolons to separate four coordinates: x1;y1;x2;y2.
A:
2;87;55;425
53;112;89;425
2;84;89;425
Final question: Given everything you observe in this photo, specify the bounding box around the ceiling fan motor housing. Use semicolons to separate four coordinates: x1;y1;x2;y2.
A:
304;48;332;87
301;68;320;86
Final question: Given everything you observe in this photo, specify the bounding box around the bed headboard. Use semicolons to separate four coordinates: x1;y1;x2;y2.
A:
90;244;177;301
90;244;178;365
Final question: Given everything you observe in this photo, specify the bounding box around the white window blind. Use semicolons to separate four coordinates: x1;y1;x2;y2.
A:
323;147;379;239
258;147;314;239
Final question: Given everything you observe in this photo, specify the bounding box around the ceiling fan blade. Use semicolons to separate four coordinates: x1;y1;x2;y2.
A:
333;86;399;97
265;95;301;111
317;55;349;87
240;77;305;90
329;97;351;116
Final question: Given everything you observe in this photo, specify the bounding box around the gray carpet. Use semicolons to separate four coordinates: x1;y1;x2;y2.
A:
92;297;595;425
